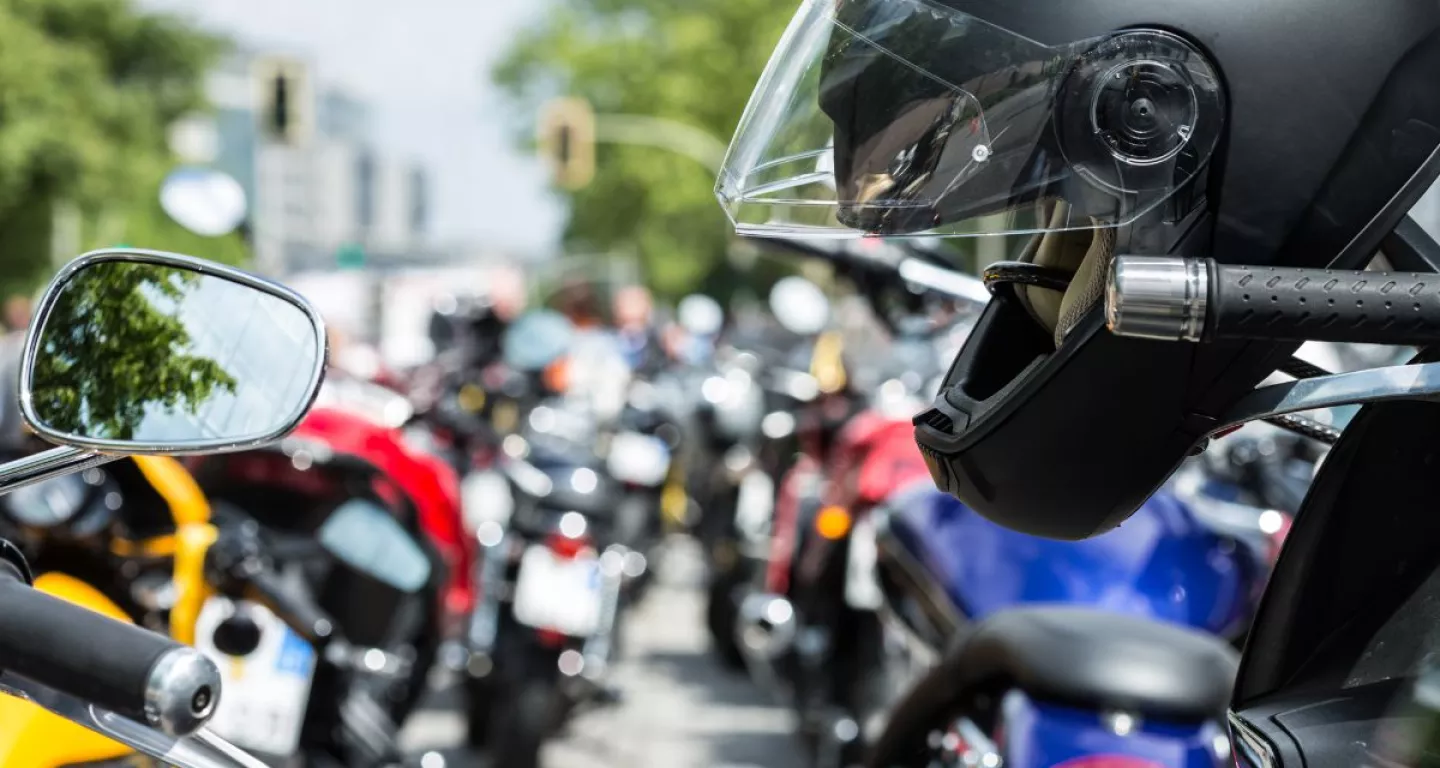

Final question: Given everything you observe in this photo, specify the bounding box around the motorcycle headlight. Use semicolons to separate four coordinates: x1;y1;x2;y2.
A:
606;432;671;487
702;375;731;405
462;469;515;529
6;473;90;529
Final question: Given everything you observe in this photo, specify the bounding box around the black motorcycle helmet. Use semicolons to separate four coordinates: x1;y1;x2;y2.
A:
428;294;509;366
717;0;1440;539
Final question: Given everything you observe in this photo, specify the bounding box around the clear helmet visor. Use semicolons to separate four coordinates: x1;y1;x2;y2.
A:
716;0;1225;239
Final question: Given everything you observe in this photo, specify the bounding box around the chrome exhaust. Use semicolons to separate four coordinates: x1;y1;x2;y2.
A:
736;593;798;660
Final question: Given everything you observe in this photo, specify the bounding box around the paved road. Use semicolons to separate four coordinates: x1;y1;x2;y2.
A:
400;539;809;768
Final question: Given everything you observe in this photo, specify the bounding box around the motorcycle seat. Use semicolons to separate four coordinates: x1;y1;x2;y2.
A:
946;606;1239;721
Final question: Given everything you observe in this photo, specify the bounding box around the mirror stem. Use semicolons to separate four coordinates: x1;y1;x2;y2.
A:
1213;360;1440;437
0;446;114;495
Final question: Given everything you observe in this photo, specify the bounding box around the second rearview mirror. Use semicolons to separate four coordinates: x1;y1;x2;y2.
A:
769;277;830;336
21;249;327;453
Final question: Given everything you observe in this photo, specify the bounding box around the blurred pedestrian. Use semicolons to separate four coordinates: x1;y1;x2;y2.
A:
0;294;35;450
461;264;527;369
612;285;665;374
488;264;527;322
553;278;604;329
4;295;31;334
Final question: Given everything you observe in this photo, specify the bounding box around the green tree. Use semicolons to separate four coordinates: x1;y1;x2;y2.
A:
30;262;236;441
0;0;239;299
493;0;797;300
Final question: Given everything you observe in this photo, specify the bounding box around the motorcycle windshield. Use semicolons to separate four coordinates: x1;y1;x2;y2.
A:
318;498;432;593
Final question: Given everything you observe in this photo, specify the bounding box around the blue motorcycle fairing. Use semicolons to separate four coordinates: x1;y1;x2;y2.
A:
884;487;1257;637
1002;692;1225;768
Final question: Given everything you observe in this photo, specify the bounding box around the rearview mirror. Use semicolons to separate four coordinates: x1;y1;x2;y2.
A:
21;250;326;453
160;167;248;237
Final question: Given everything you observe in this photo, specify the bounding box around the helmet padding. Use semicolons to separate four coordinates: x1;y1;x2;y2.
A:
1014;200;1118;346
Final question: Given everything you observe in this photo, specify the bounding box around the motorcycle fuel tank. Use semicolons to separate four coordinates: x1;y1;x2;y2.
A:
880;488;1257;638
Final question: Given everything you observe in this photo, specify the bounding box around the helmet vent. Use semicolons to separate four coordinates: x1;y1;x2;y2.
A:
917;408;955;434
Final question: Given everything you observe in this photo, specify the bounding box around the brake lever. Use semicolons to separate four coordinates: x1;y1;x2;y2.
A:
0;673;267;768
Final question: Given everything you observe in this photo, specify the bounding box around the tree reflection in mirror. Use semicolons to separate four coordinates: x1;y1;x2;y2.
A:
28;261;319;445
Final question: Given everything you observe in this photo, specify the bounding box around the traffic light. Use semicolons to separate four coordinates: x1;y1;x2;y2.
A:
254;55;312;146
538;97;595;190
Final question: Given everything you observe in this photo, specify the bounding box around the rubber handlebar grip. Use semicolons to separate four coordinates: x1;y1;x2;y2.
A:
1211;265;1440;345
0;565;220;734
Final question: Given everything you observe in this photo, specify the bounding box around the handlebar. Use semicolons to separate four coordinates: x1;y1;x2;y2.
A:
204;525;335;648
243;566;335;647
1107;256;1440;345
0;556;220;736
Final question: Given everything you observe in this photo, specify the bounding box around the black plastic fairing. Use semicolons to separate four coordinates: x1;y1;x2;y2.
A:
1231;681;1416;768
1234;379;1440;706
1227;366;1440;766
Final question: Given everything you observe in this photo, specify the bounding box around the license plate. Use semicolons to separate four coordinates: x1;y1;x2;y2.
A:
845;514;883;610
194;598;317;757
511;545;603;637
735;469;775;539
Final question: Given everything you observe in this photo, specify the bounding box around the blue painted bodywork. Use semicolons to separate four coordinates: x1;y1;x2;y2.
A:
1002;693;1223;768
882;483;1260;768
885;486;1261;638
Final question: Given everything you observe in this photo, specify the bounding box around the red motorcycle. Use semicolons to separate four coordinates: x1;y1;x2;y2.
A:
188;402;464;764
738;351;940;767
730;240;982;767
310;373;479;627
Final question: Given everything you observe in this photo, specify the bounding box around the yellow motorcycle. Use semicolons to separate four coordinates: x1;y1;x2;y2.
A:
0;456;252;766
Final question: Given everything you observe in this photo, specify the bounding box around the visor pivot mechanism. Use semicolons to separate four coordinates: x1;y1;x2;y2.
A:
971;144;991;163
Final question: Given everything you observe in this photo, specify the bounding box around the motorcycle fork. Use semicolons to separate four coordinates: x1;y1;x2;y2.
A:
579;545;628;681
465;534;514;672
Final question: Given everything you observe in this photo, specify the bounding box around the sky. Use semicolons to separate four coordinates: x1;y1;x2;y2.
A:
139;0;566;255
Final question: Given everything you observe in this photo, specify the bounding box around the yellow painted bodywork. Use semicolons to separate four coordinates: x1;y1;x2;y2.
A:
130;456;216;646
0;457;219;766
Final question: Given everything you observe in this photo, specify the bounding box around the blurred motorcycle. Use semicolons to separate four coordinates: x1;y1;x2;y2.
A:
731;247;982;766
189;405;450;767
459;310;657;767
701;279;838;670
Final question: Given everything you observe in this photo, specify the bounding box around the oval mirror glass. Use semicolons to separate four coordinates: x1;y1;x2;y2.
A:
769;277;830;336
677;294;724;337
160;167;248;238
22;250;326;452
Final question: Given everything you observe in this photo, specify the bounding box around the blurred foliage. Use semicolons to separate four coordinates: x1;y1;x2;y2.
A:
493;0;796;301
0;0;245;299
31;262;236;440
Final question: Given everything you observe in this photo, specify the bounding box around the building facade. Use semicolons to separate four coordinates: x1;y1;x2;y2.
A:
208;50;431;276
